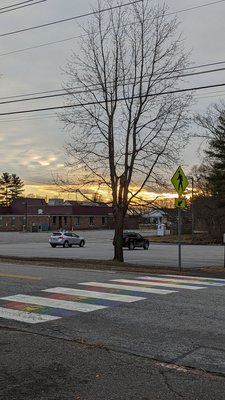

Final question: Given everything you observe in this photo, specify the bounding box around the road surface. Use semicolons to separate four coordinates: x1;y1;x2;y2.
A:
1;262;225;399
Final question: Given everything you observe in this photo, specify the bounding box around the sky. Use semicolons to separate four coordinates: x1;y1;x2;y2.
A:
0;0;225;200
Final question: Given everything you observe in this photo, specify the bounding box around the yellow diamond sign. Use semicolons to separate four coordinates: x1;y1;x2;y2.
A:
171;166;188;196
175;198;186;208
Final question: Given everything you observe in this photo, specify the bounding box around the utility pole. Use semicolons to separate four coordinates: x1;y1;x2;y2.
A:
187;175;194;242
190;176;194;242
23;201;28;231
25;202;28;230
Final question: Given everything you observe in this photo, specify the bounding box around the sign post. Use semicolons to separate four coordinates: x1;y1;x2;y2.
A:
178;208;182;271
171;166;188;272
223;234;225;269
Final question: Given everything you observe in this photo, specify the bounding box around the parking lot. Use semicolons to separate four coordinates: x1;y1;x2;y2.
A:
0;230;224;269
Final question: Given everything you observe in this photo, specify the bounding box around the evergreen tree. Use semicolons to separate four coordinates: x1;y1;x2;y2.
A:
10;174;24;199
204;112;225;199
0;172;24;206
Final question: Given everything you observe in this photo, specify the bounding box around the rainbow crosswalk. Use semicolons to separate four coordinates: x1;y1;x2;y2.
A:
0;274;225;324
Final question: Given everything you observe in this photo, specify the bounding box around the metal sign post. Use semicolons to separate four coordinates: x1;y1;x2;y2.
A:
223;234;225;269
178;208;182;271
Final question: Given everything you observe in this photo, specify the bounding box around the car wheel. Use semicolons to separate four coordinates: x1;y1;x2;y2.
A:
128;242;135;250
79;240;85;247
63;241;69;248
143;242;149;250
50;244;56;248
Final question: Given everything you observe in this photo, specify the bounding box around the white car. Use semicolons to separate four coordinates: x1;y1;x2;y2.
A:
49;231;85;248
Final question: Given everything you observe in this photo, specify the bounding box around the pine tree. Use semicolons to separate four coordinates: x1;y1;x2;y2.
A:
204;112;225;199
10;174;24;199
0;172;24;206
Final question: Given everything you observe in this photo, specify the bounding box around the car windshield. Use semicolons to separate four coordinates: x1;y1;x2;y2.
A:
52;232;62;236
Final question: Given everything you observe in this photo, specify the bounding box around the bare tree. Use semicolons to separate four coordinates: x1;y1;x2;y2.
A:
60;0;192;261
195;101;225;198
190;164;211;197
195;100;225;140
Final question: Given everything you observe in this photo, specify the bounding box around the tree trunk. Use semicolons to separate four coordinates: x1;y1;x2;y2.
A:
113;208;125;262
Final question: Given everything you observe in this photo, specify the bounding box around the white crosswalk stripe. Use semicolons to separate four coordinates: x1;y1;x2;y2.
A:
78;281;177;294
156;274;225;282
0;307;60;324
0;274;224;325
138;275;225;286
43;287;146;302
1;294;107;312
111;279;205;290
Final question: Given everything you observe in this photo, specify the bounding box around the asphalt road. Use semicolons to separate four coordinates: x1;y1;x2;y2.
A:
1;262;225;399
0;230;224;268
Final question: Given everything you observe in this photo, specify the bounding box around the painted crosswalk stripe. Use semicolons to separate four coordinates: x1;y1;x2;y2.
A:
151;274;225;284
0;307;60;324
1;295;107;312
43;287;146;302
78;282;176;294
111;279;205;290
136;275;225;287
2;301;81;317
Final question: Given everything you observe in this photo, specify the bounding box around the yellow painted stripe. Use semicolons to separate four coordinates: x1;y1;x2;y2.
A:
0;273;43;281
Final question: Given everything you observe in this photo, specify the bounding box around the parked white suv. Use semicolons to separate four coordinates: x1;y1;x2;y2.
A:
49;231;85;248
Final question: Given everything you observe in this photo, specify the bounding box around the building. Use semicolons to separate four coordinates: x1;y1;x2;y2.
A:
0;197;139;232
142;209;167;225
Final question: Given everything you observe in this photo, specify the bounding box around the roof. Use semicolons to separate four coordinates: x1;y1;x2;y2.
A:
0;198;113;216
142;210;167;218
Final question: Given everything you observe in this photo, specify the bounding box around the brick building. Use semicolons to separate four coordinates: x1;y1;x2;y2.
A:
0;198;138;232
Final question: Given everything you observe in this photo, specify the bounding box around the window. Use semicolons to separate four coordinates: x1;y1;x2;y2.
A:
74;216;80;226
53;216;56;224
21;216;26;224
89;216;95;226
64;232;72;237
102;216;107;225
0;216;3;226
11;216;16;226
64;216;67;224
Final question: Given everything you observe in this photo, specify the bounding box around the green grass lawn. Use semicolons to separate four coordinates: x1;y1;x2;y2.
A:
149;233;221;245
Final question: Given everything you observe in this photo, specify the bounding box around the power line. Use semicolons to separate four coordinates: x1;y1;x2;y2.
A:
0;0;223;40
0;1;142;38
0;113;56;122
1;88;225;123
0;82;225;116
0;86;225;122
167;0;225;16
0;33;81;57
1;59;225;101
1;1;225;56
0;0;40;10
0;65;224;105
0;0;47;15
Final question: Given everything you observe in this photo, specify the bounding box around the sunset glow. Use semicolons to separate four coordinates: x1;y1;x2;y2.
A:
23;183;182;205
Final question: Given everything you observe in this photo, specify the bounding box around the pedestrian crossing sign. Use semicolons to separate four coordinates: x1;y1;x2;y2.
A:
171;166;188;196
175;198;186;208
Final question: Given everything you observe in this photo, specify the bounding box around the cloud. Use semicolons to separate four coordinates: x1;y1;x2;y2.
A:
0;0;224;197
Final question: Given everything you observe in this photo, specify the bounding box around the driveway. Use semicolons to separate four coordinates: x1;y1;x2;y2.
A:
0;230;223;269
